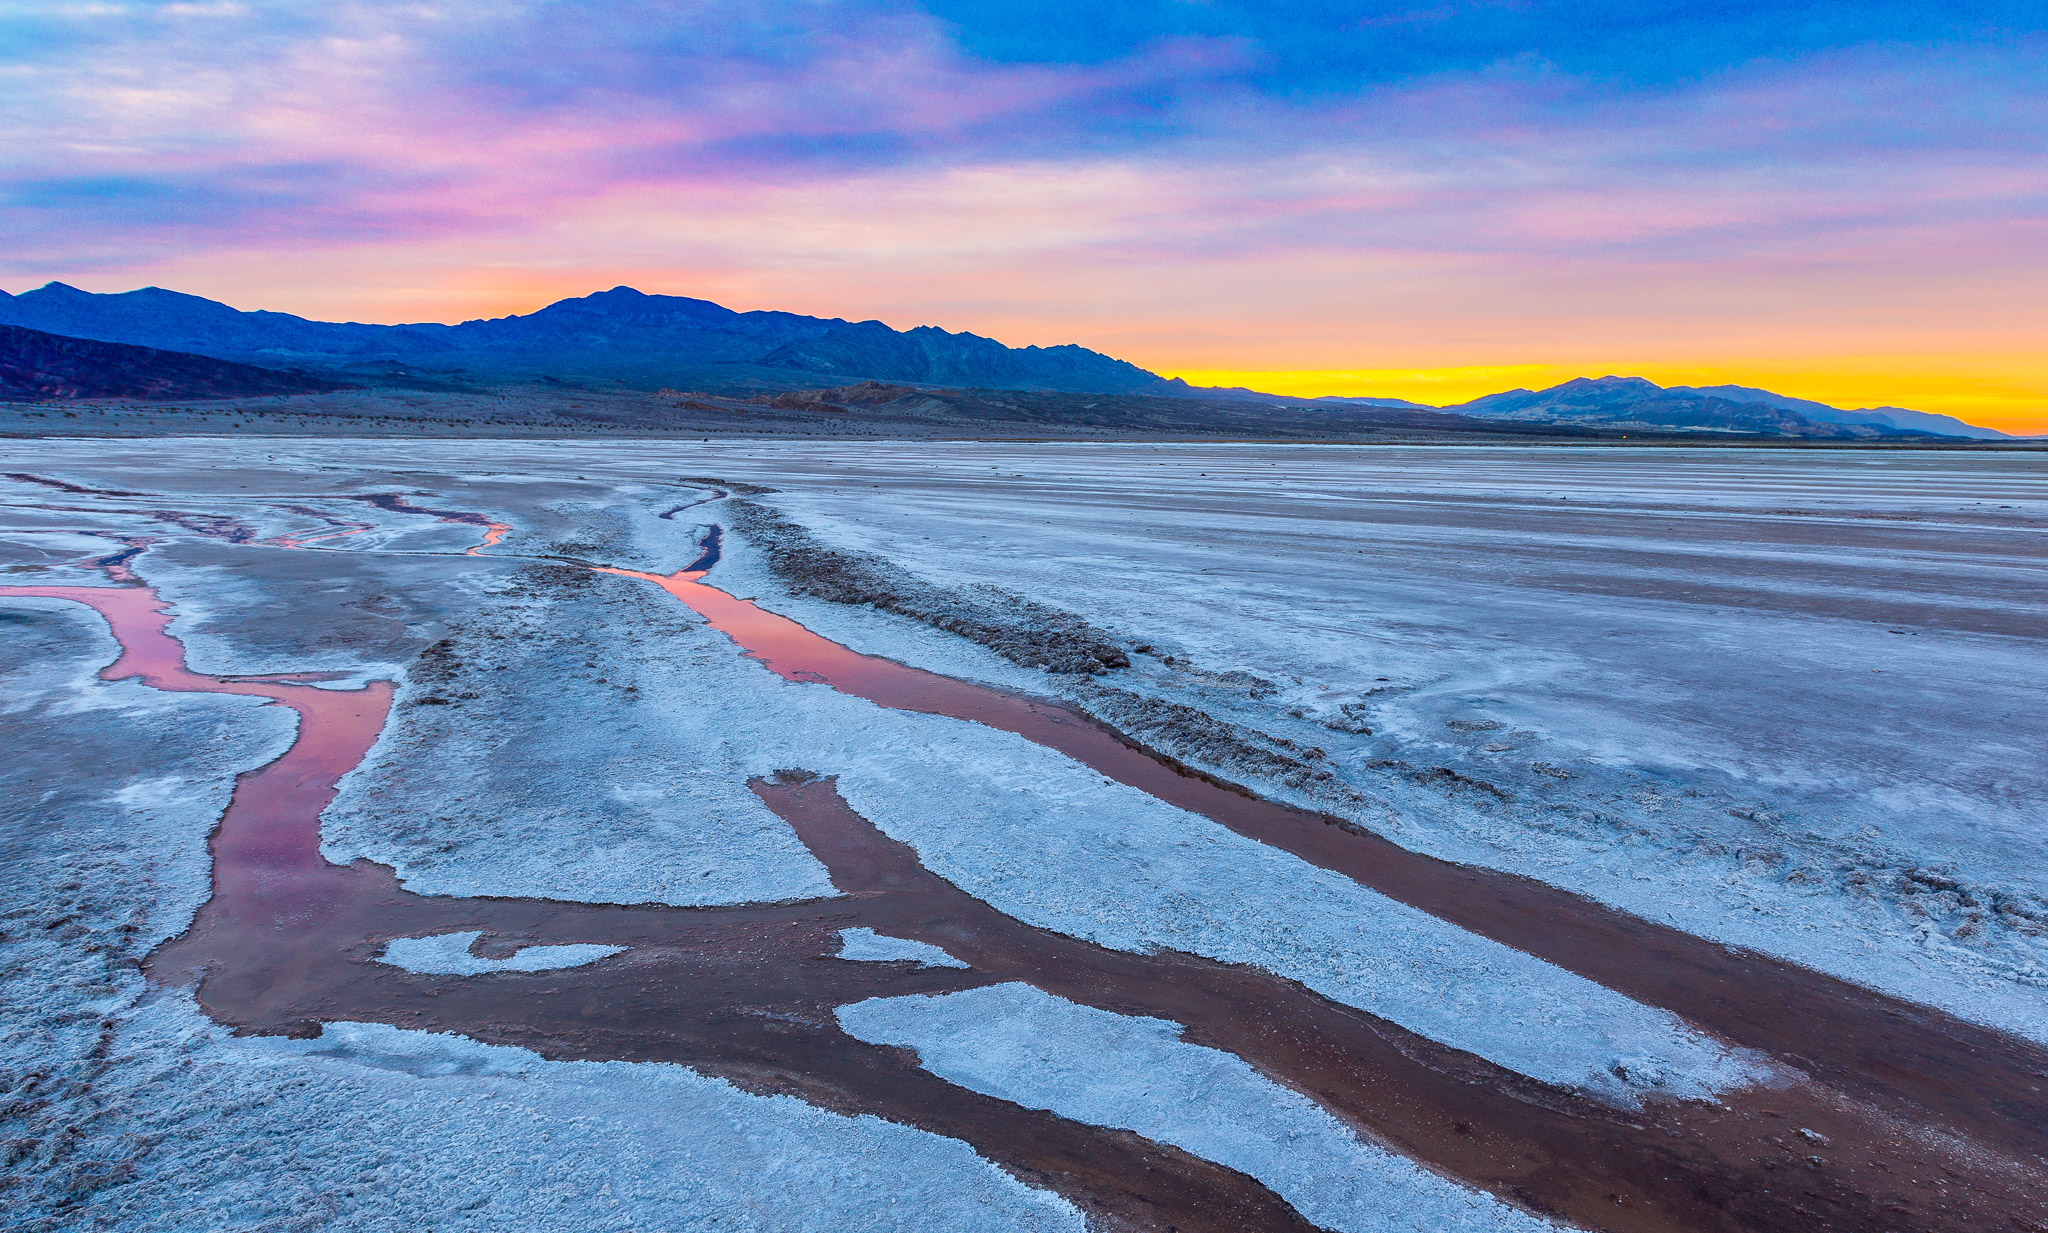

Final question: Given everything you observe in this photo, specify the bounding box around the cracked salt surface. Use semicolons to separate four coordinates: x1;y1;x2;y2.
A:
840;983;1556;1233
377;930;628;975
836;926;971;968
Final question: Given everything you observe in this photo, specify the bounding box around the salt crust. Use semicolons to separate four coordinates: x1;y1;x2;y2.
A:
377;930;628;975
2;546;1639;1225
841;983;1557;1233
836;926;971;968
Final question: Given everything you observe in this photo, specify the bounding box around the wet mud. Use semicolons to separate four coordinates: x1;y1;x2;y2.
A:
4;491;2046;1232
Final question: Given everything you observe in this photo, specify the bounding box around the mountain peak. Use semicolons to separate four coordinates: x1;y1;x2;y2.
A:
522;285;740;325
1556;375;1662;394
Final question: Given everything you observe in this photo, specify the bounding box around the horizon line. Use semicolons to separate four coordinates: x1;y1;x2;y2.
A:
6;278;2040;435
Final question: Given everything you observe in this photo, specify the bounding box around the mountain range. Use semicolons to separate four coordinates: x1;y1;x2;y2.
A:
0;282;1177;396
0;282;2016;439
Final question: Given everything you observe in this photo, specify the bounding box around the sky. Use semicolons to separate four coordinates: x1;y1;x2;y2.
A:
2;2;2044;431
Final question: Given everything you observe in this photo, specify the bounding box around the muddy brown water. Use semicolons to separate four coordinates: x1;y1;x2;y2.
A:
3;500;2046;1232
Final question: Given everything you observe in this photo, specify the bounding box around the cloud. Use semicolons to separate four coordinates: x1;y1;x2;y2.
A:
1;2;2042;426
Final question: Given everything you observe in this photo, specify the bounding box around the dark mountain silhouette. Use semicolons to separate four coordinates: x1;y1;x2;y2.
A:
1441;376;2006;439
0;283;1184;395
0;284;2011;437
0;324;351;401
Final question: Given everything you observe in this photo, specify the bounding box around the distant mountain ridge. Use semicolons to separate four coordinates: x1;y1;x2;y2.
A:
0;283;2012;437
0;282;1180;396
758;319;1170;390
0;324;349;401
1441;376;2010;441
1668;383;2005;440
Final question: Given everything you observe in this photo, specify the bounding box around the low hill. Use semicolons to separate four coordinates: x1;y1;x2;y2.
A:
1442;376;2005;439
1670;383;2008;441
0;325;350;401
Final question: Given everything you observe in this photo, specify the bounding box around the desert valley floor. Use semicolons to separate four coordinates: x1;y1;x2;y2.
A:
2;440;2044;1232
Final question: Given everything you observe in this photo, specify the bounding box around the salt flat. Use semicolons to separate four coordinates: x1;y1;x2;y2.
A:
693;442;2048;1035
2;439;2042;1232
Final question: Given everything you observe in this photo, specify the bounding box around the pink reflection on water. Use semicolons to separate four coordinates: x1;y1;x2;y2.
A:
468;523;510;555
0;583;392;917
595;565;1174;787
596;567;986;704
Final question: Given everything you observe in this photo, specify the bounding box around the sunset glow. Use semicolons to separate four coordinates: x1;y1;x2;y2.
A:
1168;363;2048;435
3;2;2043;431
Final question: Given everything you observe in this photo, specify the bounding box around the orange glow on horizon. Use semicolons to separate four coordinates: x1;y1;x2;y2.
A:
1162;362;2048;436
